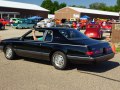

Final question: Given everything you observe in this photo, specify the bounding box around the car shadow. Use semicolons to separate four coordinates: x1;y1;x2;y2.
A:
0;29;9;31
18;57;120;83
22;57;51;66
68;61;120;73
20;57;119;73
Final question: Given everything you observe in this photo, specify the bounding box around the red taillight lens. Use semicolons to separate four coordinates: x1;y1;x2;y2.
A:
86;51;94;56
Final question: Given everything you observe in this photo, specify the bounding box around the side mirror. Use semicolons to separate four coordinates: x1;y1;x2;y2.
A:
19;37;24;41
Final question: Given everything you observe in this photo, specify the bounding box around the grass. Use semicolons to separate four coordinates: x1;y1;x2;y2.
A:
116;47;120;53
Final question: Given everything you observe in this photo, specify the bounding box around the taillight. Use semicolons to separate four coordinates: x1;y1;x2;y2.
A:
86;51;94;56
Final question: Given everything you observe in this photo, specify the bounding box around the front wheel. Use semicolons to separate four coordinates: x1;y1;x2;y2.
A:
4;46;16;60
1;26;5;30
52;51;68;70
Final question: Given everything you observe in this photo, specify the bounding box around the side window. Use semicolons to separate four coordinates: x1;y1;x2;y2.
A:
24;31;44;41
44;30;53;42
59;30;69;38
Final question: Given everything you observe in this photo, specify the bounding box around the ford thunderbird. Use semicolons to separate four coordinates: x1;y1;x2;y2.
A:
0;28;114;70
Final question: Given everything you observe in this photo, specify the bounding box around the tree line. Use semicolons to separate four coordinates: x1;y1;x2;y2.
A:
41;0;66;14
41;0;120;14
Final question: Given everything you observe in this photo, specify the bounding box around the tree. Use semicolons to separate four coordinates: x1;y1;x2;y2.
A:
41;0;53;14
41;0;66;14
89;2;106;10
117;0;120;6
70;5;77;7
53;1;59;12
70;5;86;8
59;3;66;9
78;5;86;8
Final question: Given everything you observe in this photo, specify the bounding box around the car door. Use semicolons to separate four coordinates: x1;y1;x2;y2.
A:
38;30;54;60
14;30;47;60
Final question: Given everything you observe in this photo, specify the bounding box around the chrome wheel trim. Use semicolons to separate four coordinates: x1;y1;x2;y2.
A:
6;47;12;58
53;54;65;68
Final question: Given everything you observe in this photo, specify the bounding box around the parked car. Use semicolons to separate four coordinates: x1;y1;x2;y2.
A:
0;22;5;30
101;22;112;33
62;21;73;28
36;19;54;28
0;28;114;70
84;24;103;39
12;19;35;29
10;18;21;24
80;22;87;29
0;18;10;26
70;18;76;21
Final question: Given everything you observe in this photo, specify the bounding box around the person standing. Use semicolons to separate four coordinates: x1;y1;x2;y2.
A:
72;22;77;29
106;35;116;54
76;21;80;31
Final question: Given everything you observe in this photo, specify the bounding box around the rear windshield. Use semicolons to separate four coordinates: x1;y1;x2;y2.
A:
87;25;99;28
59;29;88;40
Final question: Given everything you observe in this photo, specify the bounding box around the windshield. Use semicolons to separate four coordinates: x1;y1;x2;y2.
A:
59;29;89;40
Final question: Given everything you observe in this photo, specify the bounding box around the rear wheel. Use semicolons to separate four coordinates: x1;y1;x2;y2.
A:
100;33;103;39
4;46;16;60
51;51;68;70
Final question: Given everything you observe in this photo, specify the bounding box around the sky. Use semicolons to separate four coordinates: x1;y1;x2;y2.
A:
8;0;117;7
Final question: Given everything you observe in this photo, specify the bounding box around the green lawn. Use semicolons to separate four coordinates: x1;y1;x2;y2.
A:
116;47;120;53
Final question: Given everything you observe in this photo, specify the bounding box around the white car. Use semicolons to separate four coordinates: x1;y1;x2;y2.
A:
36;19;54;28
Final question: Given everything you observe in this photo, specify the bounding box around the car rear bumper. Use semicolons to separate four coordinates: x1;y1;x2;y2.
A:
67;53;115;64
102;29;111;33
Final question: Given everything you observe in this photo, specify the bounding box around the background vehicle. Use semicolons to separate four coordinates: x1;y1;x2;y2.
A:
70;18;76;22
62;21;73;28
0;22;5;30
10;18;21;24
36;19;54;28
101;22;112;33
12;19;35;29
0;28;114;70
0;18;10;26
84;24;103;39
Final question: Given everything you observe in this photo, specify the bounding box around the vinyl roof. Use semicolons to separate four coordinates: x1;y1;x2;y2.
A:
56;7;119;16
0;0;49;11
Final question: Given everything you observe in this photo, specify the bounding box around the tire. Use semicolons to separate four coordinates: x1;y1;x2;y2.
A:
51;51;68;70
4;46;16;60
1;26;5;30
100;33;103;40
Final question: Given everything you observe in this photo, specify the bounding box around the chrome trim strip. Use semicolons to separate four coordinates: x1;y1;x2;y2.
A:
67;53;114;60
67;55;92;59
41;42;87;47
14;49;49;56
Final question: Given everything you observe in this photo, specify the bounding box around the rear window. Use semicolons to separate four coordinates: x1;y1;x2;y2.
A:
87;25;99;28
59;29;88;40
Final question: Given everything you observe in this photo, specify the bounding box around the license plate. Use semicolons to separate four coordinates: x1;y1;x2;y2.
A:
90;33;94;35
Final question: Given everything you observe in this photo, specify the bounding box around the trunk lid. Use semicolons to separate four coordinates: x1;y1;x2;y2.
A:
69;39;112;56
